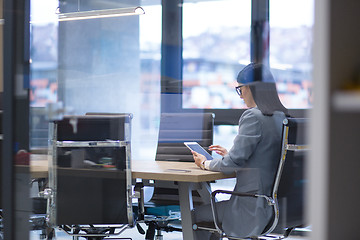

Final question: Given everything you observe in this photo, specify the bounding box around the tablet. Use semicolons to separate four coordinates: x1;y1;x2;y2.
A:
184;142;213;160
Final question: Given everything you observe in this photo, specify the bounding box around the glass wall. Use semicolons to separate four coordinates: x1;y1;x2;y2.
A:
30;0;162;161
18;0;313;238
28;0;162;238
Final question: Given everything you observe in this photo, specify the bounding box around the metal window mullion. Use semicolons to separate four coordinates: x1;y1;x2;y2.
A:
251;0;270;65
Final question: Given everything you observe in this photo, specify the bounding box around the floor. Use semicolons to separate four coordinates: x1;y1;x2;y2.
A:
30;224;310;240
29;180;310;240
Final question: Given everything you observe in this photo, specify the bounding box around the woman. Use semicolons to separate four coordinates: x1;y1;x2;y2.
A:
192;62;289;239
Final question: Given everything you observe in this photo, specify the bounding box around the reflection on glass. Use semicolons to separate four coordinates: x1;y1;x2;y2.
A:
57;7;145;22
30;0;162;162
47;115;133;227
28;0;162;236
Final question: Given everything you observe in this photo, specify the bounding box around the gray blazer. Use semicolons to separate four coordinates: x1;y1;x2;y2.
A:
209;107;285;238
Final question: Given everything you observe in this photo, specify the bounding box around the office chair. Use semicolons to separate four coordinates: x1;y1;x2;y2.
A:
275;118;308;236
192;117;309;240
155;112;214;162
142;112;215;240
152;112;214;204
44;114;136;239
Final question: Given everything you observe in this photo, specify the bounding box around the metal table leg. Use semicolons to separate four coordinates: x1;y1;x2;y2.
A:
178;182;196;240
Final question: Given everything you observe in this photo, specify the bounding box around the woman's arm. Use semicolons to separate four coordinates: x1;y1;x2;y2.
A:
209;109;262;173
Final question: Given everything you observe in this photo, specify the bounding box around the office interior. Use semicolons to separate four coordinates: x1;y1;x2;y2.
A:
1;0;360;239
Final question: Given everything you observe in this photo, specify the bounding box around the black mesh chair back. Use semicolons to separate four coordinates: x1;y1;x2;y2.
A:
155;112;214;162
152;112;214;204
275;118;308;233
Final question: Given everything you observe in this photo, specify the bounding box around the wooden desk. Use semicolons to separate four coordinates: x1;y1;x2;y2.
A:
132;159;232;182
31;156;232;182
133;160;235;240
30;154;49;178
30;155;235;240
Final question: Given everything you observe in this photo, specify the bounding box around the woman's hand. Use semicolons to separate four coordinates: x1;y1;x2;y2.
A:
192;151;207;169
209;145;228;157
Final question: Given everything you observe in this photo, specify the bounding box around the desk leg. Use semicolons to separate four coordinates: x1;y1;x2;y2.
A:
178;182;196;240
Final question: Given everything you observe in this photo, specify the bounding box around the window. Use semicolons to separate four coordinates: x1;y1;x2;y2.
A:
182;0;251;110
182;0;314;111
269;0;314;109
29;0;313;152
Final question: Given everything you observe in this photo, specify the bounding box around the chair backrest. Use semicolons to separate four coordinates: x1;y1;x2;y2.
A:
149;113;214;206
47;114;133;226
155;112;214;162
269;117;308;234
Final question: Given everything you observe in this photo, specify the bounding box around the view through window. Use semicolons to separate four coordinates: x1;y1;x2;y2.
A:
269;0;314;109
29;0;313;152
182;0;314;110
182;0;251;109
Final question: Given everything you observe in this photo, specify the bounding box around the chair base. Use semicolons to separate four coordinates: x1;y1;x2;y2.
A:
58;224;132;240
142;215;182;240
193;222;297;240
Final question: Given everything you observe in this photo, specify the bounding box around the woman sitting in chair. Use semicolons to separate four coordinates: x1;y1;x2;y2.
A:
191;62;289;239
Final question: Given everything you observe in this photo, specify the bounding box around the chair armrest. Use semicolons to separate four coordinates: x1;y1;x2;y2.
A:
211;190;275;206
209;190;275;235
211;189;258;199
